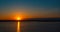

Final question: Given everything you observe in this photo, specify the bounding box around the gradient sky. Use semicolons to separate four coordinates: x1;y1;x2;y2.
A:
0;0;60;20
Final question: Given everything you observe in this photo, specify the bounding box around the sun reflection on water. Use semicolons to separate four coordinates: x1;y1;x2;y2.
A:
17;21;20;32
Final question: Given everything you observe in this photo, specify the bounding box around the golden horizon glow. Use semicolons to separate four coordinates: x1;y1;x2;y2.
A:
17;17;21;20
17;21;20;32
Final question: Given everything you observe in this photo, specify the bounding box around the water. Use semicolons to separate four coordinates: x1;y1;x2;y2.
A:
0;22;17;32
0;21;60;32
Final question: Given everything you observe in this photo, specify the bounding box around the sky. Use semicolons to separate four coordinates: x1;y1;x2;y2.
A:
0;0;60;20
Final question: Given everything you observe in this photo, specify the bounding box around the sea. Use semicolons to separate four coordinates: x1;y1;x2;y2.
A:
0;19;60;32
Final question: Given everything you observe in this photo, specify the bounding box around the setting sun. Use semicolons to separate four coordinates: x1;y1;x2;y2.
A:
17;17;21;20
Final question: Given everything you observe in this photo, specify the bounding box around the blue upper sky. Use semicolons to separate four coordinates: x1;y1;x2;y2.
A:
0;0;60;8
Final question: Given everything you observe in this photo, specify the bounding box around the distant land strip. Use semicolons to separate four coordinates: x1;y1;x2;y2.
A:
0;18;60;22
0;20;60;22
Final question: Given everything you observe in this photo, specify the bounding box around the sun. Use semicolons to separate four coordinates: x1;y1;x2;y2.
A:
17;17;21;20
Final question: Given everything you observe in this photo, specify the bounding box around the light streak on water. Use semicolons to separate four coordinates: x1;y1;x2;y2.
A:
17;21;20;32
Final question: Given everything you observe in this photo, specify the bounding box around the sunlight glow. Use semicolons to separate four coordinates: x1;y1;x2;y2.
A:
17;21;20;32
17;17;21;20
16;16;21;32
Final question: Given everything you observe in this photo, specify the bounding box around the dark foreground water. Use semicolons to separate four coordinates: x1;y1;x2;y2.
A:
0;21;60;32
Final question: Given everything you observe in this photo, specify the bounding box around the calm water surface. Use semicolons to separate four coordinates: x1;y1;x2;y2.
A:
0;21;60;32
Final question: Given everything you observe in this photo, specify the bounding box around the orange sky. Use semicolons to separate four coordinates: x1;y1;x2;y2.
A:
0;7;60;20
